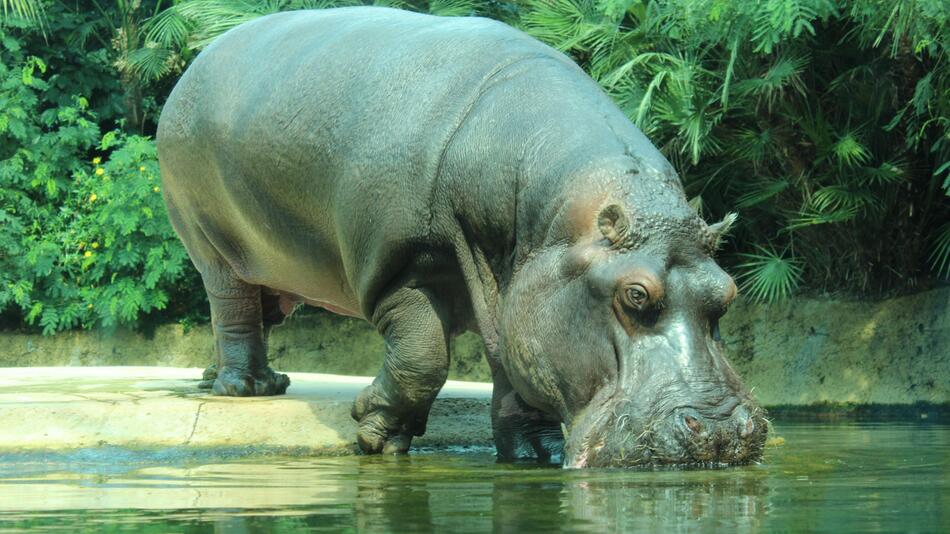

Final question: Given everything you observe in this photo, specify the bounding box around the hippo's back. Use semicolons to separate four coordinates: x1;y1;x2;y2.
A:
157;7;577;315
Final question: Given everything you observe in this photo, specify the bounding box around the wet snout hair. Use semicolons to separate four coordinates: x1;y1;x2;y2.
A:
571;378;766;467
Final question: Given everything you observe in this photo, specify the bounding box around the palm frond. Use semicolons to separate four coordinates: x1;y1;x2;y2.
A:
736;178;789;208
832;132;871;168
785;205;860;230
930;222;950;279
654;94;723;165
601;51;679;89
633;68;668;127
144;8;193;48
732;128;776;170
720;37;739;110
734;245;804;303
428;0;479;17
519;0;592;50
167;0;286;50
0;0;44;24
857;161;905;186
372;0;413;9
936;159;950;194
734;53;809;111
125;45;175;81
810;184;873;214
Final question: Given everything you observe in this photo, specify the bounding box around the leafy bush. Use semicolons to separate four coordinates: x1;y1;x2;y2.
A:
143;0;950;301
0;23;201;333
1;0;947;338
511;0;949;298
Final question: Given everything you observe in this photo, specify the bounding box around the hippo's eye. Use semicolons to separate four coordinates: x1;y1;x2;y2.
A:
623;284;650;310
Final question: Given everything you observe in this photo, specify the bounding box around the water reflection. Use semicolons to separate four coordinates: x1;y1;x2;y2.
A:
0;423;946;533
354;457;436;532
557;471;768;532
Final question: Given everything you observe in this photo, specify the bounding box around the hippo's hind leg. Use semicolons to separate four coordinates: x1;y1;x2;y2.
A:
197;290;288;390
197;258;290;397
351;286;450;454
162;187;288;397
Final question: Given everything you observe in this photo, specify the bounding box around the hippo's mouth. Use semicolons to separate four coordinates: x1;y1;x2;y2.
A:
562;396;769;469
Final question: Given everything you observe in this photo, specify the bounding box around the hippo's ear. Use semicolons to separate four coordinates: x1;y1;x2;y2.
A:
597;204;630;245
707;212;738;250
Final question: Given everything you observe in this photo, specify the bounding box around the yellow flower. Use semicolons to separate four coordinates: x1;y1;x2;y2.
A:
95;168;105;176
139;166;146;172
84;251;92;258
87;304;93;309
78;242;85;249
91;242;99;249
153;186;160;193
92;157;101;165
89;193;98;202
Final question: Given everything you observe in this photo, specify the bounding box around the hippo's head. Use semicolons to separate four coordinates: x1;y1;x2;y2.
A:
498;165;767;468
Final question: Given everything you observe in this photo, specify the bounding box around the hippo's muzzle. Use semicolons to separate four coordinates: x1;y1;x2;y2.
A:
563;382;768;468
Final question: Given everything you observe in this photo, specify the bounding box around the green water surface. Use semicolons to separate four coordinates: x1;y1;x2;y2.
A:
0;422;946;533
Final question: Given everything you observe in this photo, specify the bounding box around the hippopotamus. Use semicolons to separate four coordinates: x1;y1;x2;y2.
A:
157;6;767;467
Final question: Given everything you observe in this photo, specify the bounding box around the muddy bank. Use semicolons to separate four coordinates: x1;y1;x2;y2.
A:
0;287;947;408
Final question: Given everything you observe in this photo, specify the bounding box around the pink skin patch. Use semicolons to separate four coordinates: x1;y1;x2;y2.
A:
277;292;362;318
278;295;299;316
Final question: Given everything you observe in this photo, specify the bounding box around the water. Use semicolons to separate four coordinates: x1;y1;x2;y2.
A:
0;422;946;533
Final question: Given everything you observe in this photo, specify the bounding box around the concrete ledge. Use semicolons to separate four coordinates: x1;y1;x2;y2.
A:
0;367;492;454
2;287;947;407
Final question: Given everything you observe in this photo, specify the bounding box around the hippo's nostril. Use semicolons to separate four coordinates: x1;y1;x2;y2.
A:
684;415;702;434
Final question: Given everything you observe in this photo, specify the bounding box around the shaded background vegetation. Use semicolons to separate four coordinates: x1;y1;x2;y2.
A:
1;0;947;333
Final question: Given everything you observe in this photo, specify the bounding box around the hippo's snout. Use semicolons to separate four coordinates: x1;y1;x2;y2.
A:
564;398;768;468
667;404;767;465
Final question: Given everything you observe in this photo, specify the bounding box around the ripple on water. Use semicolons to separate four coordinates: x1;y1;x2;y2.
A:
0;422;946;533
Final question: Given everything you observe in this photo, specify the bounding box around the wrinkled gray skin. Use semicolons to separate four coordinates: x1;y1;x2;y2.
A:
157;7;767;467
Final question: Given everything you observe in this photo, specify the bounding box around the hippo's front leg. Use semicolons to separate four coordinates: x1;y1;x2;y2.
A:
490;369;564;463
351;286;450;454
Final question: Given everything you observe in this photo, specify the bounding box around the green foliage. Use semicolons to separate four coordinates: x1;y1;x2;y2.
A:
930;222;950;278
138;0;946;303
142;0;496;58
512;0;949;301
0;0;45;26
735;246;804;302
0;24;200;333
1;0;948;337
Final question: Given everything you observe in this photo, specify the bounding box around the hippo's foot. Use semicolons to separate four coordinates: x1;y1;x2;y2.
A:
197;363;218;389
492;384;564;463
210;365;290;397
351;383;425;455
